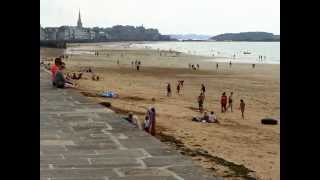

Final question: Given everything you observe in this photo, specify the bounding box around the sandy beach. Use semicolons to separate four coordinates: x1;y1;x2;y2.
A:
41;42;280;180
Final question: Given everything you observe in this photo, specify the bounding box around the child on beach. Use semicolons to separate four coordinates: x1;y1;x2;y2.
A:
221;92;228;113
227;92;234;112
144;107;156;136
240;99;245;119
167;83;172;97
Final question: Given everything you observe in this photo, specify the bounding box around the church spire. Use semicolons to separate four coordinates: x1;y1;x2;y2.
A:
77;9;83;28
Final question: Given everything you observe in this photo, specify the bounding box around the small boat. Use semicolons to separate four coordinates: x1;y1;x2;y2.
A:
243;51;251;54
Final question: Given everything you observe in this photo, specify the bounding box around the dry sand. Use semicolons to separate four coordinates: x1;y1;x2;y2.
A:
41;43;280;180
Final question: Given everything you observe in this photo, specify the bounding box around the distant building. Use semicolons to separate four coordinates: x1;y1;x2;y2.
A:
40;25;46;40
45;27;58;40
43;10;95;41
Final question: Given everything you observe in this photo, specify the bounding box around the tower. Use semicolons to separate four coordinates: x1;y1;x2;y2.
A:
77;10;83;28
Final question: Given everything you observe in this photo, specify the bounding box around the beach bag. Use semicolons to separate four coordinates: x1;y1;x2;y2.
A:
261;118;278;125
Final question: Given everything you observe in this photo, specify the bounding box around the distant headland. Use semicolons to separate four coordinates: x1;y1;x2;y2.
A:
209;32;280;42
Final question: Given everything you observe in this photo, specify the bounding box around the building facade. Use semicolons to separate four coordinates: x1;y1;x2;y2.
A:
42;10;95;41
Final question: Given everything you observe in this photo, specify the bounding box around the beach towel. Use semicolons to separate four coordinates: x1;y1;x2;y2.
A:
100;91;118;98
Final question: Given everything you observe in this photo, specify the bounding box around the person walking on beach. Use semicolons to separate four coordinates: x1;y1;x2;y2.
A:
179;80;184;87
198;92;205;113
167;83;172;97
117;59;120;65
227;92;234;112
252;64;256;69
221;92;228;113
197;64;200;69
229;61;232;68
239;99;245;119
131;61;134;68
177;83;181;95
216;63;219;71
201;84;206;94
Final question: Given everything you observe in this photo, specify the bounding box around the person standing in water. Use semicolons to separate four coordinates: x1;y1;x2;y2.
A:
240;99;246;119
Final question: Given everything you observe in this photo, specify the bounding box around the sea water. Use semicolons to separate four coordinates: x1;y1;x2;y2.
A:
132;41;280;64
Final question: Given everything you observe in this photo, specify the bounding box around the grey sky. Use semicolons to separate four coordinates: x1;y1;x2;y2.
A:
40;0;280;35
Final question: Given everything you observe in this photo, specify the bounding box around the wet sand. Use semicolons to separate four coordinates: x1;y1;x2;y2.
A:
41;43;280;180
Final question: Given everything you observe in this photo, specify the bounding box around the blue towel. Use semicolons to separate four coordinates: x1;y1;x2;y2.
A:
100;91;117;98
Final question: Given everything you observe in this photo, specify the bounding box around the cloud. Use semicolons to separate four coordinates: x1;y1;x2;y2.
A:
40;0;280;35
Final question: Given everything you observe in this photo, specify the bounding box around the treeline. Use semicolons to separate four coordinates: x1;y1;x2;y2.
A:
92;25;173;41
210;32;280;41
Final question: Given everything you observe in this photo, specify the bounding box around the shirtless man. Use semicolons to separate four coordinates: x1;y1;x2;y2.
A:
240;99;246;119
221;92;227;113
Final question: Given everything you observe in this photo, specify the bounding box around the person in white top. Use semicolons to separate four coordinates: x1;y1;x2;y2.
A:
208;111;218;123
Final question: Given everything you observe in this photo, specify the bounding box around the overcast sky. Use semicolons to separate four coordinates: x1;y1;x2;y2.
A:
40;0;280;35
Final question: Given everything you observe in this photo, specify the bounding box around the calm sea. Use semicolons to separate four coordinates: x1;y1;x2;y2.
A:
131;41;280;64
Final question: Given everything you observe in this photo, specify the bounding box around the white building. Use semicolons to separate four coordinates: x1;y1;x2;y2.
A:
44;10;96;41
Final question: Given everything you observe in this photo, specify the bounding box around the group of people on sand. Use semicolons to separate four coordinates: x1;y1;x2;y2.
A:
189;63;200;70
167;80;184;96
220;92;246;119
50;58;77;89
258;55;266;61
125;106;156;136
131;60;142;71
94;51;99;56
